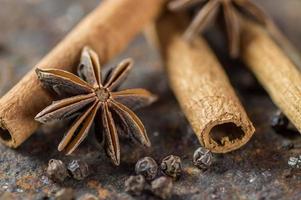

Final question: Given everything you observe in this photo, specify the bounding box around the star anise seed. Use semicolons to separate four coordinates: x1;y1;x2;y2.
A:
168;0;275;58
35;46;157;166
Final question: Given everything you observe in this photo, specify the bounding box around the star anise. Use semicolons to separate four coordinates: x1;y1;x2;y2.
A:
35;46;157;166
168;0;274;58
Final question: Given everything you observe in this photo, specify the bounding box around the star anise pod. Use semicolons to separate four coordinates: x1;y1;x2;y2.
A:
35;46;157;166
168;0;275;58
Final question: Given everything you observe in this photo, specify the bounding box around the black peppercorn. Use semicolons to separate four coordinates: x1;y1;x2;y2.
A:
135;157;158;180
124;175;145;196
46;159;68;182
160;155;182;179
151;176;173;199
288;156;301;169
67;160;89;180
193;147;212;170
271;111;289;132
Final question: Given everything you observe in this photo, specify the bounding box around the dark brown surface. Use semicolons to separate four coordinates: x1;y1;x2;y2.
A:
0;0;300;199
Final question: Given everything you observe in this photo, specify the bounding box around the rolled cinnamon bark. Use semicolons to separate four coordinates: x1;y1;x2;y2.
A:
267;20;301;70
0;0;165;147
241;19;301;134
149;13;255;153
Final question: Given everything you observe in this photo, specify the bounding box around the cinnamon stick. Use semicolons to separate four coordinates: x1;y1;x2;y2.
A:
149;13;255;153
0;0;165;148
267;21;301;70
241;19;301;134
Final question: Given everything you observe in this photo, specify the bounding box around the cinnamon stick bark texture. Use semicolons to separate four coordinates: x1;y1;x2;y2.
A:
151;14;255;153
0;0;165;148
241;20;301;134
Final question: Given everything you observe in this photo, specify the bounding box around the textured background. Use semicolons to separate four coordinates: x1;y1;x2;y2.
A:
0;0;300;199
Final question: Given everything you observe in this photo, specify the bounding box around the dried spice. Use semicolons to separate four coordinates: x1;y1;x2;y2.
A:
193;147;212;170
167;0;301;137
35;46;157;166
288;156;301;169
160;155;182;179
168;0;274;58
124;175;146;196
0;0;165;150
46;159;68;182
148;12;255;153
67;160;89;180
135;157;158;180
241;20;301;135
270;111;289;132
151;177;173;199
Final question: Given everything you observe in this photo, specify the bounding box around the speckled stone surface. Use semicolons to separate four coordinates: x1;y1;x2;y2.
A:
0;0;300;199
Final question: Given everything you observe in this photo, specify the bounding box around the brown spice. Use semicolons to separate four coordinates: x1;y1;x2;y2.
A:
241;19;301;134
147;13;255;153
168;0;276;58
151;176;173;199
46;159;68;182
135;157;158;180
160;155;182;179
35;47;156;166
67;160;89;180
169;0;301;135
124;175;146;196
193;147;213;170
0;0;165;148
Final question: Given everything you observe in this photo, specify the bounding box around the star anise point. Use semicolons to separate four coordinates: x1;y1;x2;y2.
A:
35;46;156;166
169;0;274;58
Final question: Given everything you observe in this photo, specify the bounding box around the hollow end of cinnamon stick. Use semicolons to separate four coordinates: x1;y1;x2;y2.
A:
199;108;254;153
147;12;255;153
0;125;13;144
0;121;18;148
0;116;23;147
0;72;50;147
0;109;34;148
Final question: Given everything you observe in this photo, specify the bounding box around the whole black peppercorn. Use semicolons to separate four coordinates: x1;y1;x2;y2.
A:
193;147;212;170
160;155;182;179
135;157;158;180
271;111;289;132
46;159;68;182
151;177;173;199
288;156;301;169
67;160;89;180
124;175;145;196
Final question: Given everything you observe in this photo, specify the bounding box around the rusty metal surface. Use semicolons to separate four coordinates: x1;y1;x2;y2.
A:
0;0;300;199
